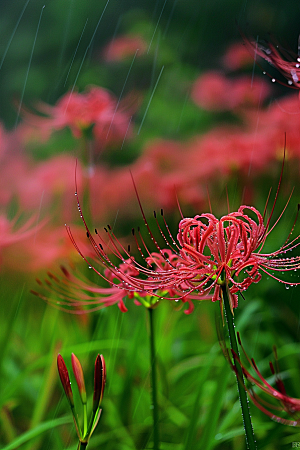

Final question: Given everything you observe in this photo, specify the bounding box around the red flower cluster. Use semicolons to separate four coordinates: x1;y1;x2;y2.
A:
33;164;300;313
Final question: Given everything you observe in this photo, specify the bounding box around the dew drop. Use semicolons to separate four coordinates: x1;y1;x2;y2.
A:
271;78;276;83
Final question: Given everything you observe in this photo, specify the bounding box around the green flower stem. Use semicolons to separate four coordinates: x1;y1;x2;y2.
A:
148;307;160;450
83;403;88;437
221;284;257;450
77;441;88;450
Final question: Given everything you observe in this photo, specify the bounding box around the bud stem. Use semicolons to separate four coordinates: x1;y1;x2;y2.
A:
83;403;88;437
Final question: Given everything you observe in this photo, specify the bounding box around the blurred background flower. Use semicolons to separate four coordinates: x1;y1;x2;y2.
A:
2;1;300;449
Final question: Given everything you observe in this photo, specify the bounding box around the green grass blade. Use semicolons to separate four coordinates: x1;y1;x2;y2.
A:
1;416;72;450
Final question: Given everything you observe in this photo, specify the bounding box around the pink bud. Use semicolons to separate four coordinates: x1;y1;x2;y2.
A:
71;353;87;404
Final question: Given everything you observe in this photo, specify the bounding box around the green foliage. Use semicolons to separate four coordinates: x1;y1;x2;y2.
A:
1;1;300;449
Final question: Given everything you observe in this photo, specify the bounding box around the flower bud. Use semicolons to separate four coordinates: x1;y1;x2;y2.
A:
57;354;74;407
93;354;106;413
71;353;87;404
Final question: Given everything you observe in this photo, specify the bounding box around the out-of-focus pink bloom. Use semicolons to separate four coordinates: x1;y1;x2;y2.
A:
5;224;90;273
244;93;300;161
102;34;147;62
88;166;137;222
0;123;31;207
24;86;134;148
222;42;254;70
0;214;38;248
0;211;48;270
191;72;271;111
186;127;276;178
16;155;83;223
232;333;300;426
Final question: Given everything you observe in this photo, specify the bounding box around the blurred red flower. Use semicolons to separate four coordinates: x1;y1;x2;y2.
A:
24;86;134;149
102;34;147;62
222;42;254;70
191;71;271;111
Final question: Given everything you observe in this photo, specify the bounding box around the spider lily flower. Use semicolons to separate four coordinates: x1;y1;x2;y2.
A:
68;175;300;311
231;333;300;426
241;31;300;90
32;252;194;314
57;353;106;446
33;153;300;311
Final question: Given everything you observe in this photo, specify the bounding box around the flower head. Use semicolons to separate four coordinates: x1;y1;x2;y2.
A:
231;333;300;426
241;32;300;90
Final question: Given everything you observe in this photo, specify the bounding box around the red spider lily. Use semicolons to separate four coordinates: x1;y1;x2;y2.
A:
33;152;300;312
32;252;194;314
241;32;300;90
66;158;300;310
231;333;300;426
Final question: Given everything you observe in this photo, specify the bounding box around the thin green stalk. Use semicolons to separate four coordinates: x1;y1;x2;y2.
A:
148;307;159;450
83;403;88;437
77;441;88;450
221;284;257;450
